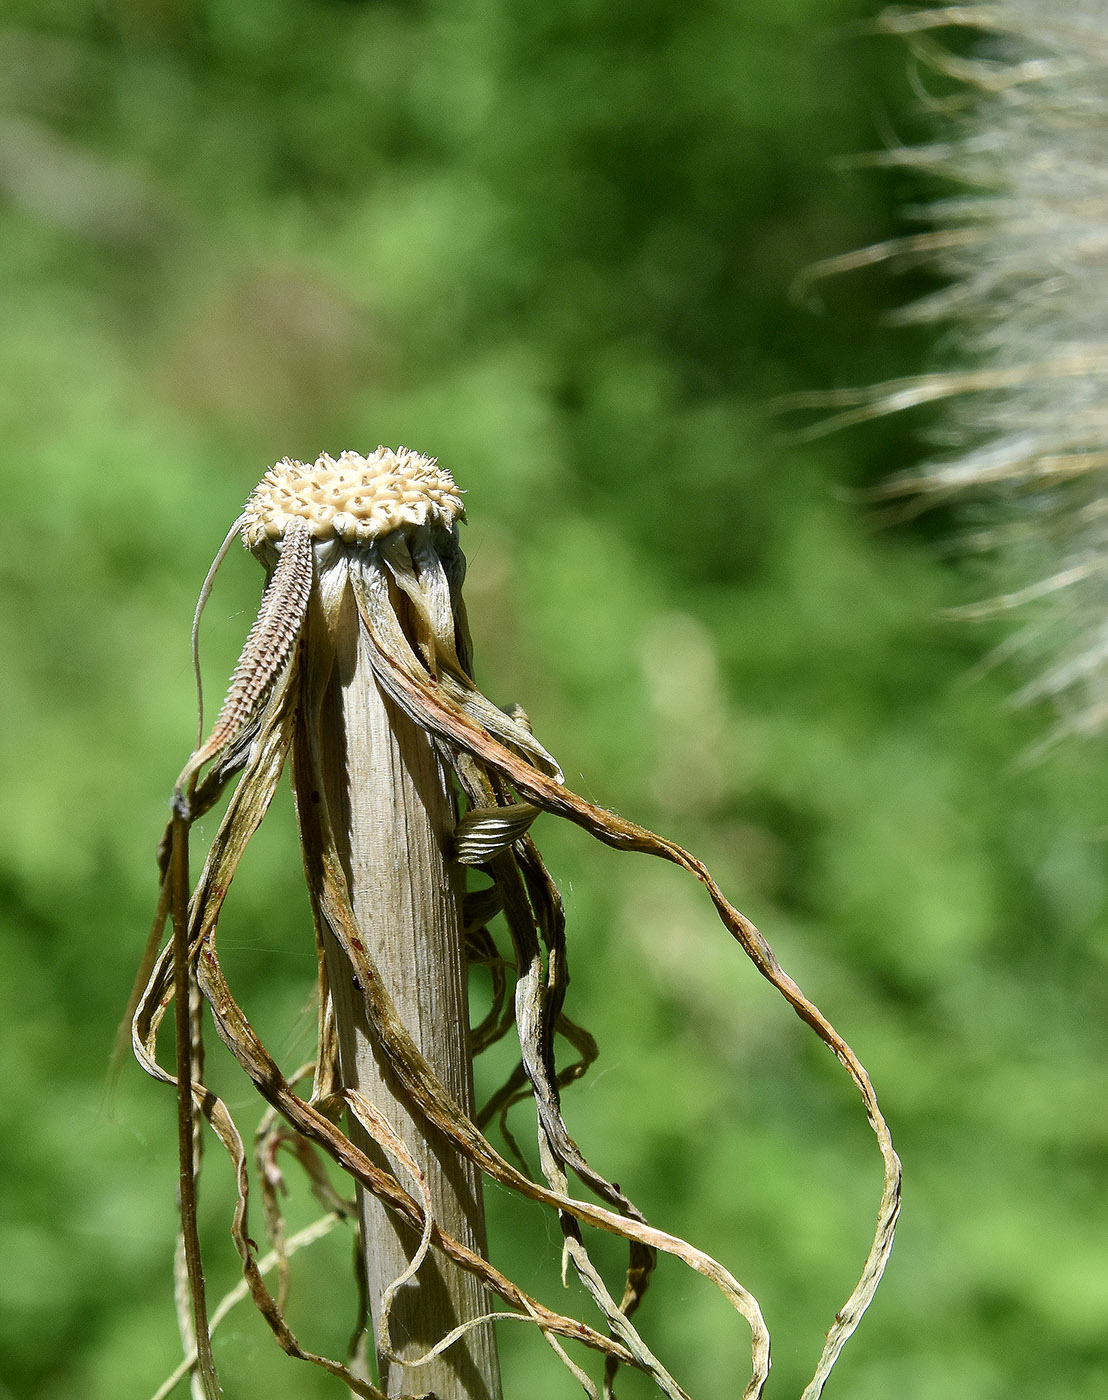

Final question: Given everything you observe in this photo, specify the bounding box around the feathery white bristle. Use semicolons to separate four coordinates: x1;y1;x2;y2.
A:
875;3;1108;742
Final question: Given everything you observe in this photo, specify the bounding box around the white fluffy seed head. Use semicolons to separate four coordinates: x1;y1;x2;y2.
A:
866;4;1108;743
241;447;464;552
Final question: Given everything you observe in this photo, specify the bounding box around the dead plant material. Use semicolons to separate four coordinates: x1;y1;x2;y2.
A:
132;447;900;1399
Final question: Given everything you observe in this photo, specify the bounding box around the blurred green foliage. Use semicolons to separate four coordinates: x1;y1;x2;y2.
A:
2;2;1107;1398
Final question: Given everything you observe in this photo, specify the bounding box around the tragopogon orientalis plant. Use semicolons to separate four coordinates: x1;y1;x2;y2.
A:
131;447;900;1399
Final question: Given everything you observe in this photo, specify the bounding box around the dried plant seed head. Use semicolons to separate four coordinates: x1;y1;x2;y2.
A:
241;448;465;552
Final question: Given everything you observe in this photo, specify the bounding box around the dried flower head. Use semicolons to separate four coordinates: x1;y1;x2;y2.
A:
133;448;899;1400
242;447;465;550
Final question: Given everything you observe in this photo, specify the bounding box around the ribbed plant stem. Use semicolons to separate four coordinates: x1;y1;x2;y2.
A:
311;584;501;1400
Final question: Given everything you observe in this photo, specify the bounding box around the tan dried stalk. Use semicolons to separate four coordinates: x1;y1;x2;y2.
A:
133;447;900;1400
299;549;500;1397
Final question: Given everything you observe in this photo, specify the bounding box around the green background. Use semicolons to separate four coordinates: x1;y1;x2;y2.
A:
2;2;1106;1398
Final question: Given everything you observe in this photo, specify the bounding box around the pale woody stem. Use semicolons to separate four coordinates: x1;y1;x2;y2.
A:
311;585;502;1400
